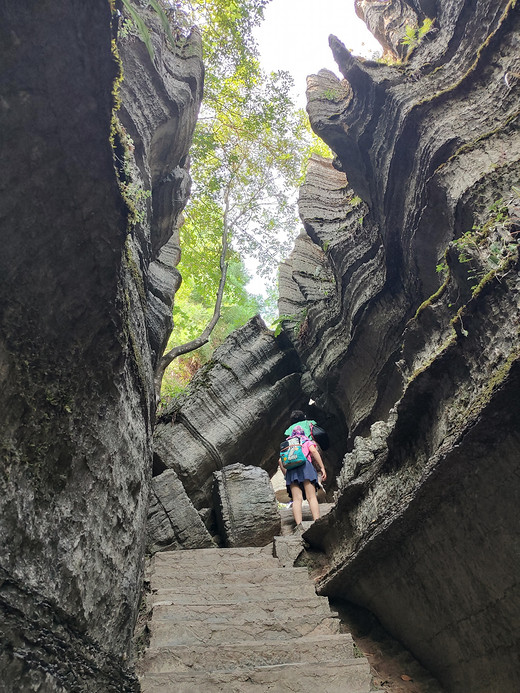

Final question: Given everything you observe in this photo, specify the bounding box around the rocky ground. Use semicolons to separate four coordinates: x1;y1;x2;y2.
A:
288;505;445;692
137;541;372;692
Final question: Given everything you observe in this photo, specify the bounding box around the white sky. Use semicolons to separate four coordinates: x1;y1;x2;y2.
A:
254;0;382;107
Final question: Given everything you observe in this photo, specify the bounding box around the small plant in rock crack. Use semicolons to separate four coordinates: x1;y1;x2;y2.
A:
112;118;152;226
271;309;309;338
118;15;134;39
297;312;310;341
271;313;298;337
323;88;341;101
119;0;176;61
452;191;520;291
377;53;403;66
401;17;434;56
120;183;152;224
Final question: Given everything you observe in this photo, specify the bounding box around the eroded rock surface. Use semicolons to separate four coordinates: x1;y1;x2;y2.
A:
147;469;215;553
117;10;203;366
0;1;202;688
355;0;422;60
279;0;520;690
213;464;281;547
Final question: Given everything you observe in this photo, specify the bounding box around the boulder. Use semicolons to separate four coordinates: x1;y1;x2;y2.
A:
213;464;281;548
147;470;215;554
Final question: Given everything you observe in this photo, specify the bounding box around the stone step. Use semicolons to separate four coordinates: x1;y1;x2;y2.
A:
139;633;356;674
150;597;334;623
150;579;318;600
153;553;279;573
153;546;274;564
274;533;308;567
278;503;334;527
149;615;341;648
139;659;372;693
151;565;311;585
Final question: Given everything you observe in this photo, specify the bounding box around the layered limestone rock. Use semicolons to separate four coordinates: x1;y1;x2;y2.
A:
279;0;520;690
117;8;203;367
283;0;520;440
355;0;422;60
152;316;305;537
279;156;394;435
0;1;202;688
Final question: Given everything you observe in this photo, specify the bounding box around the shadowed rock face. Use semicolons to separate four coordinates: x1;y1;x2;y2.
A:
0;1;202;688
147;469;215;553
279;156;399;435
279;0;520;690
284;0;520;439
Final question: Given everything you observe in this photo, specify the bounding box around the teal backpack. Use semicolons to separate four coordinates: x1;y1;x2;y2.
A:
280;435;307;469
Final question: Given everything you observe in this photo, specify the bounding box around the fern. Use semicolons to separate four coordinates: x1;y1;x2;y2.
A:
148;0;176;53
121;0;155;60
418;17;434;39
401;18;434;53
120;0;176;62
401;24;418;47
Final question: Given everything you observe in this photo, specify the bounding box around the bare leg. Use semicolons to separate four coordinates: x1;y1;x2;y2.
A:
290;483;303;525
303;480;320;520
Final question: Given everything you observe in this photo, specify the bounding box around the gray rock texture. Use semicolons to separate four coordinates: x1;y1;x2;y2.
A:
281;1;520;690
0;1;202;689
152;316;305;526
280;155;392;435
213;464;281;547
147;470;215;553
117;9;203;366
355;0;421;60
148;311;352;546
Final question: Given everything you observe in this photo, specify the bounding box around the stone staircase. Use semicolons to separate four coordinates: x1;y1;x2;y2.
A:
137;528;372;692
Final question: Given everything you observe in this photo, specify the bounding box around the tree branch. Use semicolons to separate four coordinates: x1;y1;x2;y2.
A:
154;191;230;400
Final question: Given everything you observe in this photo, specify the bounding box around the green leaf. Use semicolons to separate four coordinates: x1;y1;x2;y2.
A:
148;0;176;53
121;0;154;60
417;17;434;39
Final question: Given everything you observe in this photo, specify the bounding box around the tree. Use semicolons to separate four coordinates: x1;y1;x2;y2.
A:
161;260;264;401
154;0;310;399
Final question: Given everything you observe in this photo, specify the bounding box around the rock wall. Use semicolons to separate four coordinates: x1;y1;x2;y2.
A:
117;7;203;368
278;0;520;690
0;0;202;688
